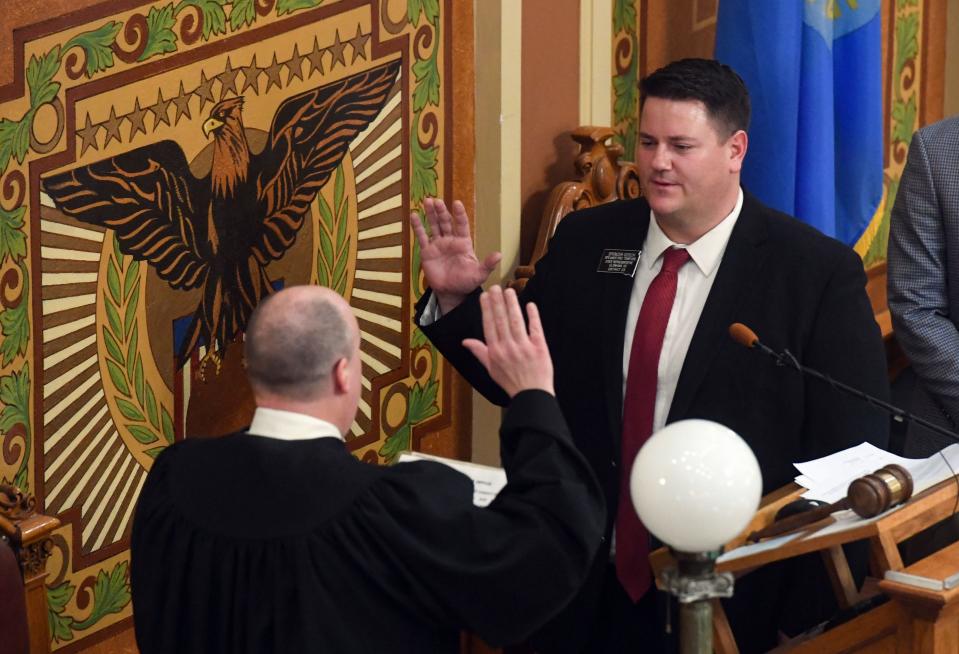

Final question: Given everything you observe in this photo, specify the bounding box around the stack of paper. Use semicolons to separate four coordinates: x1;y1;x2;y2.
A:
794;442;959;503
794;442;920;503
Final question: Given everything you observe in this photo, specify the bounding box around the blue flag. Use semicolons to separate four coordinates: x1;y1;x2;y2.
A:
714;0;883;246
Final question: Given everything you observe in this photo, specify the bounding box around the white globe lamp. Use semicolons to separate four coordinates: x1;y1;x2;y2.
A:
629;419;762;653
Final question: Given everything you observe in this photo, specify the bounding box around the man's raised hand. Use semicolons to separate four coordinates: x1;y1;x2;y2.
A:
411;198;502;315
462;286;554;398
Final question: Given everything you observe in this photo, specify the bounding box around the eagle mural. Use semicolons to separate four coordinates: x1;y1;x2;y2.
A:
42;59;401;375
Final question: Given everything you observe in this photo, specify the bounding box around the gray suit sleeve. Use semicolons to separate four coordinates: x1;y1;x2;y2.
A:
888;127;959;425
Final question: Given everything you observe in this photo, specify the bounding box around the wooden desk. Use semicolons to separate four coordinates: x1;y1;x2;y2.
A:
651;476;959;652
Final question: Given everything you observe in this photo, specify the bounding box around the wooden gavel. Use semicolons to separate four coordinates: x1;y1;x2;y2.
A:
748;464;914;542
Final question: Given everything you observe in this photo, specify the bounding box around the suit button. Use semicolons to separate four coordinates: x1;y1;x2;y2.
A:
611;459;617;468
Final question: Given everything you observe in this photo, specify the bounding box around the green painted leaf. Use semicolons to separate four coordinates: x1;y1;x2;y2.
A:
145;383;159;429
407;0;439;26
317;193;334;232
145;445;167;458
411;327;428;349
333;165;345;215
102;327;124;366
408;380;439;422
124;287;139;337
864;177;897;267
334;198;348;246
63;21;122;77
316;251;330;288
47;581;76;643
135;355;145;406
116;397;145;422
0;118;20;175
411;48;439;111
377;423;410;463
276;0;322;16
0;287;29;366
0;204;27;263
410;122;438;204
126;324;138;382
122;260;139;299
612;43;638;125
11;118;31;165
106;259;121;304
229;0;256;30
105;299;122;336
26;47;62;109
177;0;228;40
0;363;30;434
139;5;178;62
128;424;158;444
0;364;30;493
891;96;917;146
161;406;175;444
72;561;131;630
318;214;334;266
613;0;637;34
105;359;131;397
332;237;350;295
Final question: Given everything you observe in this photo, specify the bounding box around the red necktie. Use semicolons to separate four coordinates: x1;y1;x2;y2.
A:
615;246;691;602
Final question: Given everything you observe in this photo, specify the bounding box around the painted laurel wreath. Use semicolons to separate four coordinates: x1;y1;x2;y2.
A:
102;235;174;457
315;164;351;296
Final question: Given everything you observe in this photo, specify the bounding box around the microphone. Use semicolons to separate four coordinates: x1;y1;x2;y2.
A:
728;322;959;445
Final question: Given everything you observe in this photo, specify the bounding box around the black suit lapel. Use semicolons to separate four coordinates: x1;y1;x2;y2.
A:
602;208;649;453
667;196;769;423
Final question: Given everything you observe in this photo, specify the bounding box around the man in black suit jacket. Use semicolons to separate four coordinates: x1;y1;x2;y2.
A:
412;59;889;652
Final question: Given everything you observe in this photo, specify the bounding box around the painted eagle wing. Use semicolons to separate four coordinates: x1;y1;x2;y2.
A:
41;141;211;289
251;59;401;263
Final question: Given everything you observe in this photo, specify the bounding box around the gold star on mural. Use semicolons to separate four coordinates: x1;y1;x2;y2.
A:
286;44;306;83
150;89;173;128
241;54;261;94
328;30;347;68
101;106;123;147
307;38;325;77
218;57;240;98
172;81;193;124
263;53;283;93
348;25;370;63
195;70;217;111
127;97;149;140
76;113;100;155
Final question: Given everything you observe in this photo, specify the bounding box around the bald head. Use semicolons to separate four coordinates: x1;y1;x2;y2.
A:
245;286;358;402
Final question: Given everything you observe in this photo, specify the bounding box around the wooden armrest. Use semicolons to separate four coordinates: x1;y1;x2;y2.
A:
1;483;60;654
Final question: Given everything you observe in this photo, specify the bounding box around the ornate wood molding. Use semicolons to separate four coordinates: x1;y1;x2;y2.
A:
513;126;641;291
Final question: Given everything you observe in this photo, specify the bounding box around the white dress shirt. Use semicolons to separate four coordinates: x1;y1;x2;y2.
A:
247;407;344;441
622;188;743;432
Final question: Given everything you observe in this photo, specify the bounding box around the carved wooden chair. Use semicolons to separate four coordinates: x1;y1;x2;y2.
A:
0;484;60;654
511;126;642;291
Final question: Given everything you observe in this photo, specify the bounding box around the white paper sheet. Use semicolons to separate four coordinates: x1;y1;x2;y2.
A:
396;451;507;507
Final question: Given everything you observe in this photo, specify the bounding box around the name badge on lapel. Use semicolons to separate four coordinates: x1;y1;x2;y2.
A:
597;249;640;277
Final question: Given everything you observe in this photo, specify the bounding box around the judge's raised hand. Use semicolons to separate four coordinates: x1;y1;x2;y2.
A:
411;198;502;314
462;286;554;398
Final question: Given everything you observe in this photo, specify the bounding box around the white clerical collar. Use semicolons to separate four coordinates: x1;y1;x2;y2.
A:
644;187;743;277
247;407;343;441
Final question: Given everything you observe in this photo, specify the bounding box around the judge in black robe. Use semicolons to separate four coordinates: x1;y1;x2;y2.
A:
131;285;604;654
